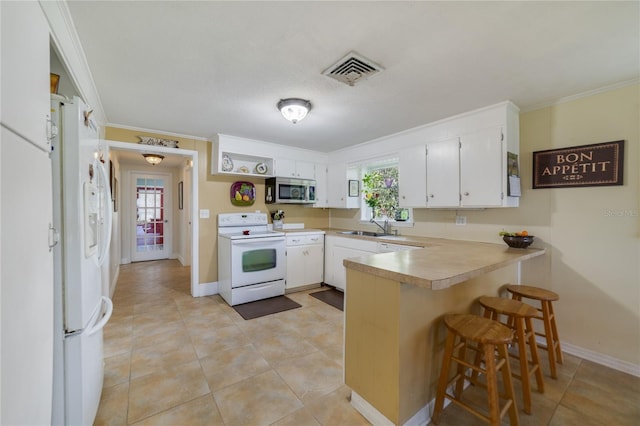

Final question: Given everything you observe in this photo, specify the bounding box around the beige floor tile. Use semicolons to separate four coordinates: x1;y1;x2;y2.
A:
94;382;130;426
213;370;303;426
127;359;210;424
104;352;131;389
199;344;271;393
274;351;343;404
189;323;250;359
131;320;187;350
130;394;224;426
549;404;605;426
270;406;321;426
130;334;198;378
252;330;319;363
560;374;640;425
304;385;370;426
182;309;236;331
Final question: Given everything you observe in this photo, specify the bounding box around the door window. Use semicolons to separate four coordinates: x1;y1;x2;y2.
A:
136;178;165;252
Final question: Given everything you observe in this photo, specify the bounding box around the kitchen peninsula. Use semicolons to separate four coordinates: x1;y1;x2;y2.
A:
342;236;545;425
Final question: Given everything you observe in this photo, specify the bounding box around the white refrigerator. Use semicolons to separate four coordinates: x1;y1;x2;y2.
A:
50;95;114;426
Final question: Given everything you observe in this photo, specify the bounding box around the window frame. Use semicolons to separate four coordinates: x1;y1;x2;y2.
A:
357;157;413;226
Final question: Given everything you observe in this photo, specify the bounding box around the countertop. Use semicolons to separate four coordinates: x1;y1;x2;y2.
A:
325;229;545;290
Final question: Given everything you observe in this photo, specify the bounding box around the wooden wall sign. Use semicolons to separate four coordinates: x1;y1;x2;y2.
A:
533;140;624;189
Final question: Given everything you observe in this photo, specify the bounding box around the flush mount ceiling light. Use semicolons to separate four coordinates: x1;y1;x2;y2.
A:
143;153;164;165
277;98;312;124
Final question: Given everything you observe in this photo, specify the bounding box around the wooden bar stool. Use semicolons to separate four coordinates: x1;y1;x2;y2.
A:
432;314;519;426
477;296;544;414
505;284;563;379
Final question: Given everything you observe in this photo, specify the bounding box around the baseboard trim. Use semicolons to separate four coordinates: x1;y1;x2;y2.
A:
196;281;218;297
350;391;394;426
538;337;640;377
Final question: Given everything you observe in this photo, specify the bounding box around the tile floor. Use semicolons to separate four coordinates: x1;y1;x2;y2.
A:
96;260;640;425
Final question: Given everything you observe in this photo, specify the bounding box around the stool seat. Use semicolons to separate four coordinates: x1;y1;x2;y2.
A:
478;296;545;414
445;313;513;345
505;285;559;302
433;314;519;426
505;284;563;379
478;296;538;318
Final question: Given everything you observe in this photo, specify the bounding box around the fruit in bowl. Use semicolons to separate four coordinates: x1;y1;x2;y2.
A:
499;230;535;248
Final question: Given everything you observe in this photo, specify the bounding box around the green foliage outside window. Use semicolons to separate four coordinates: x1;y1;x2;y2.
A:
362;167;408;220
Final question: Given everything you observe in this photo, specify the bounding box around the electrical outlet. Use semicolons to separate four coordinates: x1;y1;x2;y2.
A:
199;209;210;219
455;215;467;226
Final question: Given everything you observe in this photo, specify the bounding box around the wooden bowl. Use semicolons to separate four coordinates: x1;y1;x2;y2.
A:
503;235;535;248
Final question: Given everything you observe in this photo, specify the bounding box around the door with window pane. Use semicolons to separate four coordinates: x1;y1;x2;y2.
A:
132;173;171;262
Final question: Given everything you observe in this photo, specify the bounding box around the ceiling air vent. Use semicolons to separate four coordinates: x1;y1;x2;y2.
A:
322;51;384;86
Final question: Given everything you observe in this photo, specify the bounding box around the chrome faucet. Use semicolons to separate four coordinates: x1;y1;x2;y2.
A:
370;218;392;235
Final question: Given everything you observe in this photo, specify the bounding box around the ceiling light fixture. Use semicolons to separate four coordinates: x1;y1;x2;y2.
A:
277;98;311;124
143;153;164;165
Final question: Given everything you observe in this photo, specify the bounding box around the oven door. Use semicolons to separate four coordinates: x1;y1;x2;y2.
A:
230;236;286;287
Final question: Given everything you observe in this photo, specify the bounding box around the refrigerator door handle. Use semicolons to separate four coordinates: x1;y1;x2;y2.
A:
87;296;113;336
95;159;113;266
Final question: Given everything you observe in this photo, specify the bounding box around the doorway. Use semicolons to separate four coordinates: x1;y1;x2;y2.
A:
131;172;172;262
106;140;199;296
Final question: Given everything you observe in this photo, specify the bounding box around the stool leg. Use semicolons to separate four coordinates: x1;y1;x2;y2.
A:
484;343;500;426
471;308;495;383
526;317;544;393
454;337;467;397
497;343;520;426
541;301;558;379
548;301;564;364
432;331;456;424
515;316;532;414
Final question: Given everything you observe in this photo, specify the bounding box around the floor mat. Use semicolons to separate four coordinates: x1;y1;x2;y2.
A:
233;295;301;320
310;288;344;311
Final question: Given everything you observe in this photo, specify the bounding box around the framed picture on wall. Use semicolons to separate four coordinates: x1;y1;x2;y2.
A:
178;181;184;210
348;180;359;197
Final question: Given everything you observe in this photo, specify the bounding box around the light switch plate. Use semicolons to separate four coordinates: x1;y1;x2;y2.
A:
199;209;210;219
455;215;467;226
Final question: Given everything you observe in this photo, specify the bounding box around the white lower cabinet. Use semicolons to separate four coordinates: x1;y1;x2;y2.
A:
324;236;378;291
286;233;324;291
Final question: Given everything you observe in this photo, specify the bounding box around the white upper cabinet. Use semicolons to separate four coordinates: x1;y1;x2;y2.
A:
327;163;360;208
313;163;329;208
275;158;315;179
1;1;50;150
398;145;428;208
425;137;461;208
460;126;504;207
426;126;510;208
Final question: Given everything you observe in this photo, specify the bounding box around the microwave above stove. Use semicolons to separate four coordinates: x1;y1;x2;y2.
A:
265;177;316;204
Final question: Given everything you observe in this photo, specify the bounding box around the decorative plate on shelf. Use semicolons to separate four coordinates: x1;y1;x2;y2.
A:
237;166;250;173
230;181;256;206
221;155;233;172
255;162;268;174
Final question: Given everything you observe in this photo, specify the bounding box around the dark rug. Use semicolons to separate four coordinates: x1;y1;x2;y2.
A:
233;296;301;320
310;288;344;311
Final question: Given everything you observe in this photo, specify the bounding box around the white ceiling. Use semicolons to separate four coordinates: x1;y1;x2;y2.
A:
66;1;639;153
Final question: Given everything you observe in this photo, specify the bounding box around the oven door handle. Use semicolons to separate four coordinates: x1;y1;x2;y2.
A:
232;236;285;245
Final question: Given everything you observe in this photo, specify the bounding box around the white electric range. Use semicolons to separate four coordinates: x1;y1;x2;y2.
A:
217;213;286;306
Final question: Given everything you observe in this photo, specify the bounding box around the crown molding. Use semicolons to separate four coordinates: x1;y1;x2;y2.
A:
40;0;107;125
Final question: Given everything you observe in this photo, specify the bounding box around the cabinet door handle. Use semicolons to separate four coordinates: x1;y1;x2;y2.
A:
464;192;469;196
429;194;434;198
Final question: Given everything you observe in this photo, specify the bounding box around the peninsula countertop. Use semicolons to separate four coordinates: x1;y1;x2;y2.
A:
326;229;545;290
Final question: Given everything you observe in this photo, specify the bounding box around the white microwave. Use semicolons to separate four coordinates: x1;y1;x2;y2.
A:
265;177;316;204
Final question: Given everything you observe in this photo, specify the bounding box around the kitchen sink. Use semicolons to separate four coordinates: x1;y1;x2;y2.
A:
338;230;391;237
